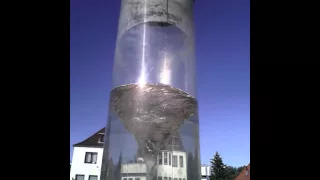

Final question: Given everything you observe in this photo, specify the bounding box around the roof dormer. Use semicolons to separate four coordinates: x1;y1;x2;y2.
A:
73;127;105;148
98;133;105;143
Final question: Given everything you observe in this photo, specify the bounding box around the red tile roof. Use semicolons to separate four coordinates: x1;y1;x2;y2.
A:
235;163;250;180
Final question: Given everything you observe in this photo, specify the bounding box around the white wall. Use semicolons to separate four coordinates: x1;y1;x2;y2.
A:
201;166;206;176
121;163;147;180
70;147;103;180
201;165;211;176
157;151;187;180
122;163;147;174
121;176;146;180
70;146;209;180
206;166;211;176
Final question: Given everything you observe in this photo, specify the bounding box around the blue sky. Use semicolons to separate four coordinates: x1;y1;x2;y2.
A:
70;0;250;167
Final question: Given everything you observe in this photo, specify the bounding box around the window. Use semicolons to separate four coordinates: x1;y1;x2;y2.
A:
98;134;105;143
129;178;133;180
164;177;167;180
172;137;180;146
158;152;162;165
179;178;182;180
169;178;172;180
123;178;127;180
169;153;171;165
135;178;140;180
183;179;185;180
179;156;183;167
75;175;84;180
85;152;98;164
174;178;177;180
164;152;168;165
158;177;162;180
89;175;98;180
172;155;178;167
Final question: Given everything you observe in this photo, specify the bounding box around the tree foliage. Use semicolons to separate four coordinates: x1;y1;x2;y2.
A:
226;166;238;180
210;152;228;180
210;152;244;180
236;166;245;174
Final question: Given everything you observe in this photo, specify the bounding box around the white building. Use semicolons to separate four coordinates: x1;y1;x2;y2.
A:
121;161;147;180
70;127;210;180
70;128;105;180
200;165;211;180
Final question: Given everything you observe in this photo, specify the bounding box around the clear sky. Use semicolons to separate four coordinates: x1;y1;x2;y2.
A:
70;0;250;167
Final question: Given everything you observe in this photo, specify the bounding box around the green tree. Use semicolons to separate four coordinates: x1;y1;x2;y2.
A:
237;166;245;174
210;152;228;180
225;166;238;180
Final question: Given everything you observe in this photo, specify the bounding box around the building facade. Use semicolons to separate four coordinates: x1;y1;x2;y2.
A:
200;165;211;180
70;127;209;180
70;128;105;180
